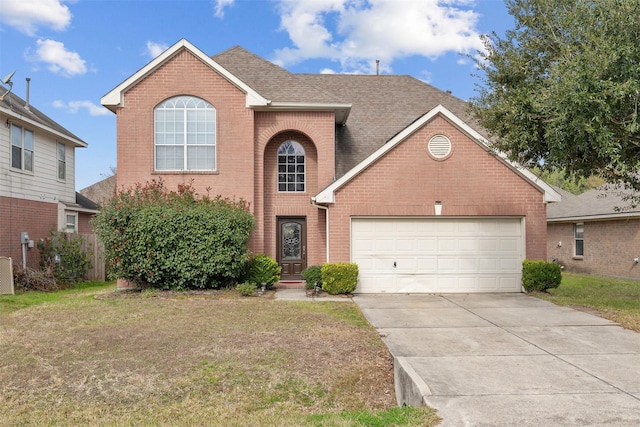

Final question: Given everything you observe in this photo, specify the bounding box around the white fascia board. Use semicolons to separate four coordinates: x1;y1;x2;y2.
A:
1;105;88;148
100;39;269;112
548;212;640;222
314;104;561;204
256;101;352;124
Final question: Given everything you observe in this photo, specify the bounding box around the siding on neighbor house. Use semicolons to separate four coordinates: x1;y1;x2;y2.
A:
547;220;640;280
326;115;549;263
0;114;76;205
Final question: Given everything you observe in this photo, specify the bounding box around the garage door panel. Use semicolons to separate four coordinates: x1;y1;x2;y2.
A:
352;217;524;293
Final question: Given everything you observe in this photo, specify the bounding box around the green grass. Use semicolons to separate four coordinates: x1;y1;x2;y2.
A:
0;284;440;426
0;281;114;313
534;273;640;331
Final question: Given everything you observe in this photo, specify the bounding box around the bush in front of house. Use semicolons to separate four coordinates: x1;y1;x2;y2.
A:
92;180;254;290
321;263;358;295
301;265;323;290
244;254;281;289
37;231;92;285
236;282;257;296
521;260;562;292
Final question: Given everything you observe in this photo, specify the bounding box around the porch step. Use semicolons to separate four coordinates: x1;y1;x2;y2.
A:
274;281;306;290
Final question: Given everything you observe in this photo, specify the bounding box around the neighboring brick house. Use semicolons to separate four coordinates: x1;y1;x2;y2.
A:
547;187;640;280
101;39;560;293
0;80;97;268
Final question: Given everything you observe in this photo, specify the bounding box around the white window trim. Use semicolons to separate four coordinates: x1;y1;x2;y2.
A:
154;96;217;172
574;223;584;258
65;212;77;233
57;142;66;181
277;140;306;193
11;123;35;173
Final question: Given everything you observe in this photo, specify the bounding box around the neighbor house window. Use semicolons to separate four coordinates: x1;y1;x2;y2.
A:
154;95;216;171
65;213;77;233
574;223;584;257
11;124;34;171
57;142;66;180
277;140;305;192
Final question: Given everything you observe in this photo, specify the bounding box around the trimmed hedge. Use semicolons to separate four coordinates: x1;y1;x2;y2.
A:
245;254;281;289
321;263;358;295
521;260;562;292
301;265;323;290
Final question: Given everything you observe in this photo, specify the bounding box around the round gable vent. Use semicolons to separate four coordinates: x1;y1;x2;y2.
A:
428;135;452;159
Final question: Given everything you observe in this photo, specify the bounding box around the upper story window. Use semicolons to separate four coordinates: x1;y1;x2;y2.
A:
57;142;66;180
154;96;216;171
11;124;34;172
277;141;305;192
574;223;584;257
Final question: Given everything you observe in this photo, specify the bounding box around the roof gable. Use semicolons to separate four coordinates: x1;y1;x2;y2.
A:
314;104;561;204
101;39;269;112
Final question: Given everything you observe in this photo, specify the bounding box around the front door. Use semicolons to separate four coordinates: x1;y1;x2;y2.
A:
277;217;307;280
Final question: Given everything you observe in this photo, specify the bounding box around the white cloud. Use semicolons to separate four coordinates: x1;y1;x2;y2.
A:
53;100;110;116
0;0;72;36
214;0;235;18
272;0;484;74
146;41;169;58
33;39;86;76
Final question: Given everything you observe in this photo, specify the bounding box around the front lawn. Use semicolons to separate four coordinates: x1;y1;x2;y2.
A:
533;273;640;332
0;283;439;426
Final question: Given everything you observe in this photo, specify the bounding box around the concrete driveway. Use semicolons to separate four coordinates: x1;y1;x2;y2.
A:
353;293;640;426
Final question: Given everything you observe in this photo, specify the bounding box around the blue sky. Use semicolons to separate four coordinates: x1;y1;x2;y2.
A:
0;0;514;190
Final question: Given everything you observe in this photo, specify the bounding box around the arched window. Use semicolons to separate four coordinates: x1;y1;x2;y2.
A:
154;95;216;171
277;140;305;192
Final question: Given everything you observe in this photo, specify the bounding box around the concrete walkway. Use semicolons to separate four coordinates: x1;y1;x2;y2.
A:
353;293;640;426
274;288;352;302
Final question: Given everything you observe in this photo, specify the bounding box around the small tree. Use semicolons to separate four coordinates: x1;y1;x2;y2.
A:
91;180;254;290
38;231;92;285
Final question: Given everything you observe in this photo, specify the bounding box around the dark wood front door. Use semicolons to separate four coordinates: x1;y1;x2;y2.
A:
277;217;307;280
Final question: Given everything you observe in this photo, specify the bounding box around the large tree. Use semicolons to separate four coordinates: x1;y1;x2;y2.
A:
471;0;640;194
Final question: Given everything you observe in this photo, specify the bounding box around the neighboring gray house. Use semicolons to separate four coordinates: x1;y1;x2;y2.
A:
547;186;640;280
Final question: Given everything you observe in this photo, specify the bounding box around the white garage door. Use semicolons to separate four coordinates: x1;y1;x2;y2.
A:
351;217;524;293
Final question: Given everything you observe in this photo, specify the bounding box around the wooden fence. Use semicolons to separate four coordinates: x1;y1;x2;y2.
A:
78;233;106;282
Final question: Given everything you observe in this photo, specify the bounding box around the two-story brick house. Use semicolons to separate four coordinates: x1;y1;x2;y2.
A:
1;81;96;268
102;39;559;293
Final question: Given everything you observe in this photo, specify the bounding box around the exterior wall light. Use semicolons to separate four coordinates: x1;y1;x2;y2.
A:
435;201;442;216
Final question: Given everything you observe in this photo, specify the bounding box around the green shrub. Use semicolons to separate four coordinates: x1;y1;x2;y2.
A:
321;263;358;295
236;282;257;297
245;254;281;289
522;260;562;292
91;180;254;290
301;265;323;290
37;231;92;285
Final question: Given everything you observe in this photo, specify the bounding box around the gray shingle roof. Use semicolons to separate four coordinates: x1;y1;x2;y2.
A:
212;46;483;178
212;46;345;104
0;90;86;146
547;186;640;221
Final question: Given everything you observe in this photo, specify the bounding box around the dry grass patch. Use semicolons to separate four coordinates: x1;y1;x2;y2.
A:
0;287;438;426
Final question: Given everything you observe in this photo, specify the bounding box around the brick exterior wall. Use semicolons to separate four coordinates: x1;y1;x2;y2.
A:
254;112;335;265
547;219;640;280
327;115;548;263
78;212;94;234
0;196;57;268
116;49;255;205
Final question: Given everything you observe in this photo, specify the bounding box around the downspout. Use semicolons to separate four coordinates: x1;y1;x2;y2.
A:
311;197;330;263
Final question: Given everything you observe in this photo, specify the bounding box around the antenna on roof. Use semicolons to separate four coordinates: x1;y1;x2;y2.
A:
1;71;16;104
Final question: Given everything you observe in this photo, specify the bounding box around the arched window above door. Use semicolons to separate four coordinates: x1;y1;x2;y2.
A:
277;140;305;192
